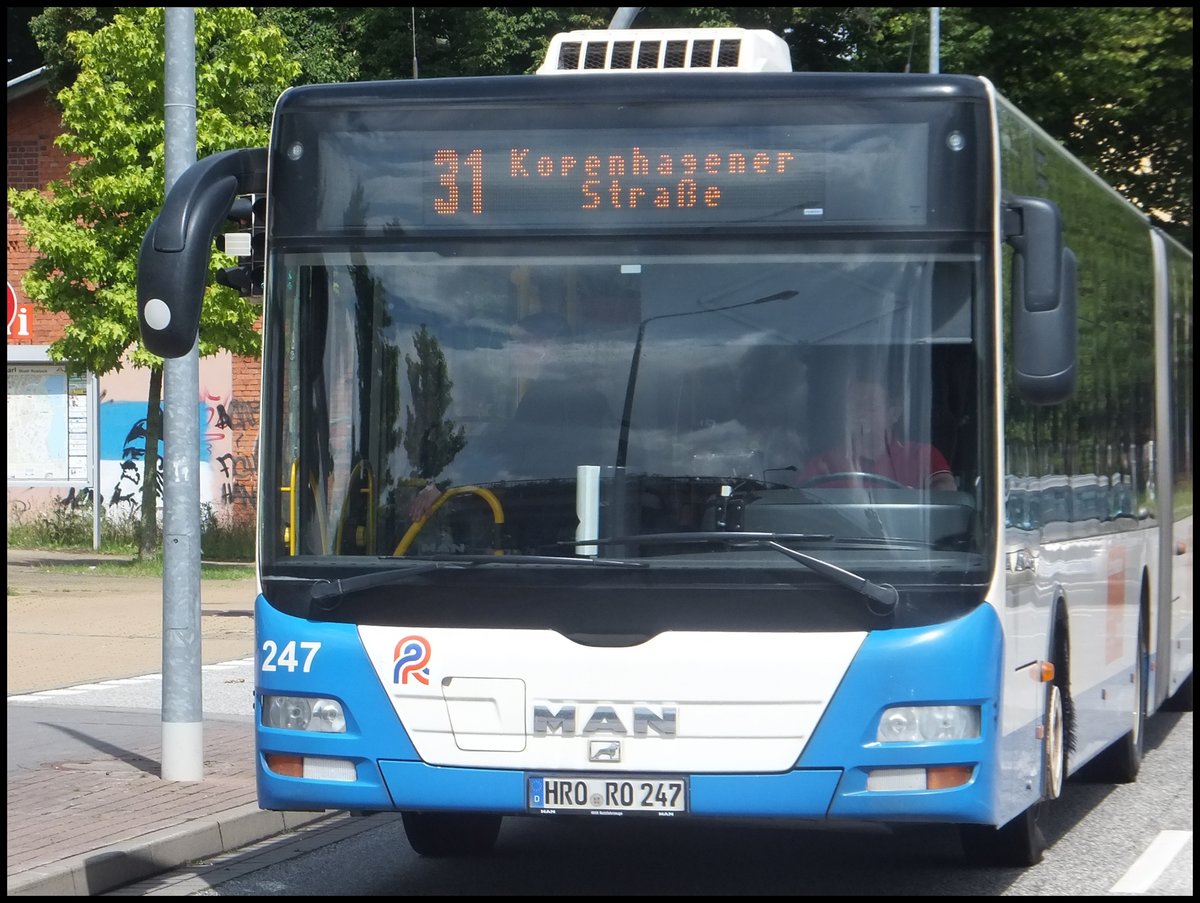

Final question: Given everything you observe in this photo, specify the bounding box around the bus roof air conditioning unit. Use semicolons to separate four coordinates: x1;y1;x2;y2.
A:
537;28;793;75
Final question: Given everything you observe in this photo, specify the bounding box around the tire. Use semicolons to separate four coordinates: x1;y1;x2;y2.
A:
960;805;1046;867
401;811;503;857
961;623;1068;867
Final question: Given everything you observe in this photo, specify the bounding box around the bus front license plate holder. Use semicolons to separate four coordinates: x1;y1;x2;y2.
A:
528;774;688;815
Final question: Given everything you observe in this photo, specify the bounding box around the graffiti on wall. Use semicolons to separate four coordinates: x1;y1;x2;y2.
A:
94;353;257;517
218;397;259;509
107;416;162;510
8;354;259;522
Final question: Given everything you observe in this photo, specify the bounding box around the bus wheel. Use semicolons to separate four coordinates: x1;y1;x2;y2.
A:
401;811;503;857
1043;683;1066;801
960;804;1046;867
960;632;1067;867
959;684;1058;867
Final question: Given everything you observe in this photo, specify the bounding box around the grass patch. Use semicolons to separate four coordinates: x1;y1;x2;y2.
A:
7;500;139;554
199;503;257;562
35;559;253;580
7;498;256;563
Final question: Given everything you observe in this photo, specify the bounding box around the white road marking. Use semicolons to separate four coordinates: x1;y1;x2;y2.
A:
7;657;256;716
1110;829;1193;894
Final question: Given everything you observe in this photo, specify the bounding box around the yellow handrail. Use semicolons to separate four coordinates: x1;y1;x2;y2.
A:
280;460;299;555
281;460;332;555
394;485;505;556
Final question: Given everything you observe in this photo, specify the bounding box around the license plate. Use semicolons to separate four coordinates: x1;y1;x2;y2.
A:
528;775;688;814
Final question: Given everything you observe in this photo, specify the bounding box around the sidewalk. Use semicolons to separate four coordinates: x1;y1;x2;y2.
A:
5;548;336;895
6;709;333;896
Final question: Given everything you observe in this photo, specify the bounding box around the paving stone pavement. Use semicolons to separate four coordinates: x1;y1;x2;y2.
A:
6;548;336;895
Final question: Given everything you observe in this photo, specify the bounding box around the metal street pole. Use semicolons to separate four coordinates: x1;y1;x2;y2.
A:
930;8;940;74
92;372;100;550
160;6;204;782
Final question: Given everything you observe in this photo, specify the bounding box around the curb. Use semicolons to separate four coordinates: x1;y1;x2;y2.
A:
6;804;336;896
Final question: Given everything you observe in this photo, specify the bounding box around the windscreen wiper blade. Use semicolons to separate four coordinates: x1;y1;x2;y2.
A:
581;531;834;546
309;554;647;609
437;553;648;568
760;539;898;615
310;560;477;607
579;532;898;615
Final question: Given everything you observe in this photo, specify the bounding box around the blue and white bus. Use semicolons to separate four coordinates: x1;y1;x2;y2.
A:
138;23;1192;866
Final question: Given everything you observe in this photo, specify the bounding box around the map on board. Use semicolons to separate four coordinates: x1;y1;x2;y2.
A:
7;363;71;481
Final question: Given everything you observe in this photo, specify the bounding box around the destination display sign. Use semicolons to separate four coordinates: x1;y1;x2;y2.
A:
315;123;930;232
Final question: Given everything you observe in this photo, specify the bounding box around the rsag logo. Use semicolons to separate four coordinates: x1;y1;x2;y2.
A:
393;635;431;685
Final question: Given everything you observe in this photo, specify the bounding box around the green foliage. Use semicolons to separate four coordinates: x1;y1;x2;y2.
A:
353;7;613;79
7;7;300;377
937;7;1192;247
8;496;256;563
40;559;254;579
7;7;50;78
15;8;1190;248
8;495;140;552
345;6;1190;247
256;7;364;84
199;502;257;561
26;7;117;98
9;499;124;552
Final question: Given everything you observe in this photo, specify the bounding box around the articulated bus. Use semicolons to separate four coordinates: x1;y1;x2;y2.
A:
138;24;1192;866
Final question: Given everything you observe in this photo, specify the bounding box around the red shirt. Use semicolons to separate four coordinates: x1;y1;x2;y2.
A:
797;438;951;489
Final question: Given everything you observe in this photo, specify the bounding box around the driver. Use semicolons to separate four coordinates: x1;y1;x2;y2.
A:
797;375;956;491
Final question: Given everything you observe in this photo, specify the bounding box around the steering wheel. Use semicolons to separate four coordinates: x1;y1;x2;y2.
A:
799;471;907;489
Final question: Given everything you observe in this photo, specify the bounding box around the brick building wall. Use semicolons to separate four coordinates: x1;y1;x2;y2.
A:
8;71;262;524
227;320;263;517
7;83;74;347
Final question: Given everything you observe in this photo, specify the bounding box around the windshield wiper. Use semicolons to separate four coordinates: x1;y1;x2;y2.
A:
578;532;899;616
759;539;899;615
309;560;477;608
308;553;647;609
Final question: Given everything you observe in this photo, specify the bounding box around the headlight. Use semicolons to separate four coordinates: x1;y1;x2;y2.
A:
263;695;347;732
876;705;980;742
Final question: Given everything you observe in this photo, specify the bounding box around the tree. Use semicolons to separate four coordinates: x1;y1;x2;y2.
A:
23;8;116;96
334;7;1190;247
932;7;1192;249
255;7;363;84
7;7;299;556
349;7;611;80
1067;7;1192;250
403;326;466;481
14;7;1190;247
7;6;57;80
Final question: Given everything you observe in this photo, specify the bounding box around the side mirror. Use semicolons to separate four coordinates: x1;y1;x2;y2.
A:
1005;196;1077;405
137;148;267;358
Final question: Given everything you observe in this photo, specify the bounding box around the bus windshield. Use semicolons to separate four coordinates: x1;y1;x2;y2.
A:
263;241;989;578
